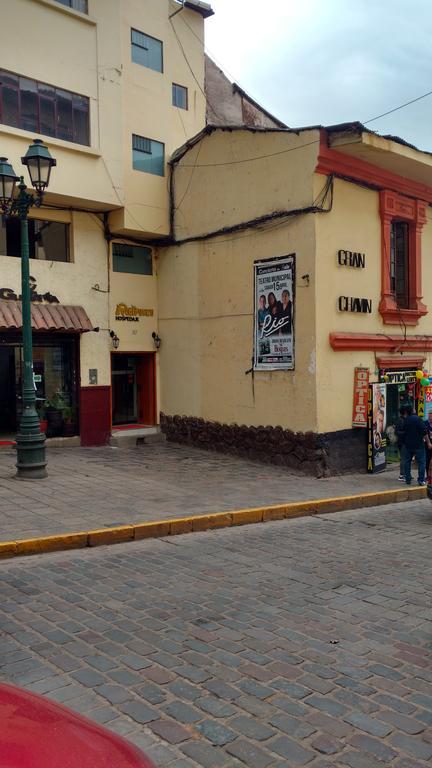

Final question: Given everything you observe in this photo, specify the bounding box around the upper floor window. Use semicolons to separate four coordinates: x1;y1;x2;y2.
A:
390;221;409;309
132;134;164;177
379;190;427;326
113;243;153;275
172;83;188;110
0;218;70;263
131;29;163;73
54;0;88;12
0;70;90;146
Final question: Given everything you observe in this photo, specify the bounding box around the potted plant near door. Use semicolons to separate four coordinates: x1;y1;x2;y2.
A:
62;405;76;437
45;391;65;437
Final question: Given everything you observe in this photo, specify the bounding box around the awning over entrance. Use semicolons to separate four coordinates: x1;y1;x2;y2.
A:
0;301;94;333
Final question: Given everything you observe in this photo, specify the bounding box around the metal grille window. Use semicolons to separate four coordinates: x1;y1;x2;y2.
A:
131;29;163;73
0;69;90;146
172;83;188;110
112;244;153;275
132;134;165;177
390;220;410;309
54;0;88;12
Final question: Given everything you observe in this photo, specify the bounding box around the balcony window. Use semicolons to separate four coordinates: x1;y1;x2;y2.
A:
131;29;163;73
132;134;165;177
113;244;153;275
54;0;88;12
0;69;90;146
172;83;188;110
0;218;70;263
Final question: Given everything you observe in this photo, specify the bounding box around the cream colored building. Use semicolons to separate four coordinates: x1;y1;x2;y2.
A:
0;0;212;444
158;123;432;475
3;2;431;476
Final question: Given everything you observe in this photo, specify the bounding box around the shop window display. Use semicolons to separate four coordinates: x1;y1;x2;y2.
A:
0;335;78;438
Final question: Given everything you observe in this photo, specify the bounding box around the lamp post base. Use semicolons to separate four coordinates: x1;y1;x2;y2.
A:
16;430;47;479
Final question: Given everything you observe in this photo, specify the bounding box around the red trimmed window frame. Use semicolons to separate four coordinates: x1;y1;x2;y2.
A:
379;190;428;326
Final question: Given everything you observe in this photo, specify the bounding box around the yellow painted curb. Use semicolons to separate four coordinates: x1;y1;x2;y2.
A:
87;525;134;547
134;521;170;540
0;485;426;560
15;532;88;556
0;541;17;558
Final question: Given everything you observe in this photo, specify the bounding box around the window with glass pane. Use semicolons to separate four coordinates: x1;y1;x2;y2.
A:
0;217;70;262
20;77;39;132
131;29;163;73
390;221;409;308
132;134;165;176
0;69;89;145
172;83;188;110
54;0;88;12
113;243;153;275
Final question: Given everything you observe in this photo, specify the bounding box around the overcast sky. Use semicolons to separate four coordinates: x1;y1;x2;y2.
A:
204;0;432;151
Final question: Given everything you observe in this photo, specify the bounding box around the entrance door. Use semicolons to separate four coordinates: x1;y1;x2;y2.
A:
112;356;138;426
111;353;156;426
0;347;17;433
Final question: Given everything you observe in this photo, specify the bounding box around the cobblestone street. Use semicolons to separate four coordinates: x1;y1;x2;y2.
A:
1;500;432;767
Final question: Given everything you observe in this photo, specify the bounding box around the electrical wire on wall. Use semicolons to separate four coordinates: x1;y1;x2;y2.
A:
168;173;334;249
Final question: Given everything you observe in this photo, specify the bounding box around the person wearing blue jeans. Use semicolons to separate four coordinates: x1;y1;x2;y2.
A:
402;405;427;485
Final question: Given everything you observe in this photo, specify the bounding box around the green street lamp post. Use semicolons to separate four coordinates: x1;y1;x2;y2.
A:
0;139;56;479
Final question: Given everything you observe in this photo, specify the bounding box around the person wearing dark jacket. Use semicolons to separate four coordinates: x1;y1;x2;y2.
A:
403;405;427;485
395;407;407;481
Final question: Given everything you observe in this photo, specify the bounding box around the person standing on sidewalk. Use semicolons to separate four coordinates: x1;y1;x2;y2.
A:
424;411;432;481
395;407;408;482
403;405;427;485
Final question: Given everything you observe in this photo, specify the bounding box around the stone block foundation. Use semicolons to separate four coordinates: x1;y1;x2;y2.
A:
160;414;368;477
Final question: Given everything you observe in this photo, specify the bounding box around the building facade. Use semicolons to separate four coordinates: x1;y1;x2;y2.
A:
158;123;432;475
3;3;432;476
0;0;211;444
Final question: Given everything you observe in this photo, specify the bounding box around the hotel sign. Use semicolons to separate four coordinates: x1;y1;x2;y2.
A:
115;303;154;322
0;278;59;304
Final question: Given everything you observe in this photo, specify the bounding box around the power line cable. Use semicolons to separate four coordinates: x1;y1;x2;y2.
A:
363;89;432;125
178;86;432;168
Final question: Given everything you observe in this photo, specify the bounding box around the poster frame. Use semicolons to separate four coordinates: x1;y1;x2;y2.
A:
253;253;296;372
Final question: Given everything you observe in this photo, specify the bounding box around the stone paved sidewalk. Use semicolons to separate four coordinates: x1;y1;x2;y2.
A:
0;500;431;767
0;442;409;542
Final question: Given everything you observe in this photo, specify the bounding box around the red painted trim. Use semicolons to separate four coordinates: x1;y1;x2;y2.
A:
378;190;427;325
316;131;432;203
376;356;425;369
317;132;429;327
80;386;111;446
329;332;432;352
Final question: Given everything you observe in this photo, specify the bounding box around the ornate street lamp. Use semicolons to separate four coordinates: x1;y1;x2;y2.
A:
0;139;56;479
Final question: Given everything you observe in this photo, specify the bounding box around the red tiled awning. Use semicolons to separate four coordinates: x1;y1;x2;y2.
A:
0;300;94;333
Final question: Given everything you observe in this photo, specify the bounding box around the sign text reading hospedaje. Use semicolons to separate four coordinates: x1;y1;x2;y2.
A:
115;303;154;322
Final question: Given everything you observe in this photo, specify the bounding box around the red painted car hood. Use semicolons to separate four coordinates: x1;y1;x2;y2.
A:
0;683;155;768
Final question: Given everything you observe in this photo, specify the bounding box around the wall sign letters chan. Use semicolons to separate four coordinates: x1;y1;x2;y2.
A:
338;296;372;314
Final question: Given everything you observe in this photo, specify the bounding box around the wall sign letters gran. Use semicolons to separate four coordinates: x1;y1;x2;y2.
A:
115;303;154;322
338;296;372;314
0;277;59;304
338;249;365;268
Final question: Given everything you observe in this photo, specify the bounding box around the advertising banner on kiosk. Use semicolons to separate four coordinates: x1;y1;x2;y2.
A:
367;383;387;473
